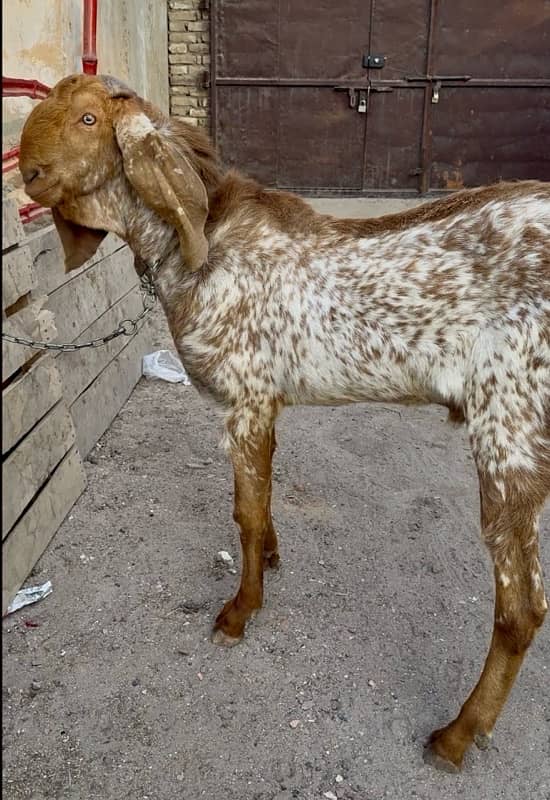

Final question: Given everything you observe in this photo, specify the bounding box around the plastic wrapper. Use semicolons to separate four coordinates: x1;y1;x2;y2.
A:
6;580;52;615
142;350;191;384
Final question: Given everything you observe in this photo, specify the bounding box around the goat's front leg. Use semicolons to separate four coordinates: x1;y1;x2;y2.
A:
212;409;278;646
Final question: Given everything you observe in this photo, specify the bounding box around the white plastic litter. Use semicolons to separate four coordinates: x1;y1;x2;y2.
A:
142;350;191;384
216;550;237;574
6;580;52;615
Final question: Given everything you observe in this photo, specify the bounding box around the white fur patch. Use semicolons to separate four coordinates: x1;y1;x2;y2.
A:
499;573;511;588
116;113;156;147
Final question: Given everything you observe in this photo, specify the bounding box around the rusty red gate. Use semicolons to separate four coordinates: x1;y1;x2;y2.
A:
210;0;550;195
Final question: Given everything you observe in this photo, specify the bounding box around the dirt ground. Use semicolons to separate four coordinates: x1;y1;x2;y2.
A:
3;198;550;799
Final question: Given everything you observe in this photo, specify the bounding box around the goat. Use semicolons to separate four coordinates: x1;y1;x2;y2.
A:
18;74;549;772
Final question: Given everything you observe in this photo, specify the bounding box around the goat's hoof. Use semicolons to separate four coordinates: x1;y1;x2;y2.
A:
211;628;242;647
264;550;281;570
424;728;464;773
474;732;492;751
423;745;461;774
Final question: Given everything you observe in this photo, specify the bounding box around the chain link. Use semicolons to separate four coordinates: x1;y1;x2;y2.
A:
2;265;158;353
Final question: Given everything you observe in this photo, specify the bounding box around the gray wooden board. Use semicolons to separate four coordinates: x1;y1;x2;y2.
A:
46;247;138;344
2;356;63;455
55;285;146;407
2;197;24;250
2;299;57;382
26;225;127;295
2;245;34;309
2;447;86;615
70;322;152;457
2;402;76;535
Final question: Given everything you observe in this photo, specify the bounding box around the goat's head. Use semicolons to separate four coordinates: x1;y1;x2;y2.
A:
19;74;209;271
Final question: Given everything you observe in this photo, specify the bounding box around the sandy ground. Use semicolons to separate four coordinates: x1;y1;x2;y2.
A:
3;199;550;800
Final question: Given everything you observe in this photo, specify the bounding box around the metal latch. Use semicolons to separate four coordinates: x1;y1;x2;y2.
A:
363;54;386;69
334;85;370;112
431;80;441;103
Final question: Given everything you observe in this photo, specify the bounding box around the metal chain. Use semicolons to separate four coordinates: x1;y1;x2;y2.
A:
2;266;158;353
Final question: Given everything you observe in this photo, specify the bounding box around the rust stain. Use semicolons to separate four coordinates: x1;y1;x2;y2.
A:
19;41;63;70
442;166;465;190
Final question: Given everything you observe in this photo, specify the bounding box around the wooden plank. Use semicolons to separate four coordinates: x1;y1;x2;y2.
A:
2;196;24;250
2;401;76;535
26;224;127;295
2;297;57;382
55;285;146;407
71;321;152;457
2;245;34;310
47;247;138;344
2;447;86;615
2;356;63;454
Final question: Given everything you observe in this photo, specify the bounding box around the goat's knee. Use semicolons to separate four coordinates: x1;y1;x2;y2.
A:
495;604;546;654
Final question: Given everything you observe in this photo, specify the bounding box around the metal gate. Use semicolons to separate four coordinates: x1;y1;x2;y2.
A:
210;0;550;195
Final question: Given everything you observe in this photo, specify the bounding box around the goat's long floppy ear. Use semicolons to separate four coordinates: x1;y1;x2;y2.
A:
52;208;107;272
113;109;208;272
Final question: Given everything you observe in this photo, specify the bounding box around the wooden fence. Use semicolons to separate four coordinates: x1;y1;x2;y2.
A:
2;198;153;613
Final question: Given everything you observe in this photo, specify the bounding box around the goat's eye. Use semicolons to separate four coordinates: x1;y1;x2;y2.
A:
82;113;96;126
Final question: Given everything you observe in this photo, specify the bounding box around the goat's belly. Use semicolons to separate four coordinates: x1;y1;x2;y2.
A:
281;339;467;409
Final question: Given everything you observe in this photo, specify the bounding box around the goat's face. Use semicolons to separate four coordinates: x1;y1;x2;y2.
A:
20;75;123;209
19;73;209;272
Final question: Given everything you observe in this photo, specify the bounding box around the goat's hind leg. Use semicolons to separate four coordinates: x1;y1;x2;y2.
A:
263;428;280;570
427;468;548;771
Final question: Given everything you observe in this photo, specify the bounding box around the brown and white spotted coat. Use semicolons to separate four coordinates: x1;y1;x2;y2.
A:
19;74;550;772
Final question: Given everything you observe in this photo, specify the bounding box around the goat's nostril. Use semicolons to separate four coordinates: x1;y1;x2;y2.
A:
22;166;44;184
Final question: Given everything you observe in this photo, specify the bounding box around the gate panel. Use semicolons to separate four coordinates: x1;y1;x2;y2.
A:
430;87;550;189
364;88;425;190
277;88;365;189
216;0;279;79
216;87;366;190
432;1;550;79
367;0;431;80
213;0;372;191
216;87;279;185
277;0;371;80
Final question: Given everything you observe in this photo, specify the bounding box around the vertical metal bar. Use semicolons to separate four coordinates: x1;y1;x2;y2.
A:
275;0;282;187
360;0;376;191
419;0;437;193
209;0;218;144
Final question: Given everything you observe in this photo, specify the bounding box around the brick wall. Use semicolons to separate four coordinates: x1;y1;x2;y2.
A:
168;0;210;127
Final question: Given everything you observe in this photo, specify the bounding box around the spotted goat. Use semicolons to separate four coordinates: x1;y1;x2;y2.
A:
19;74;549;771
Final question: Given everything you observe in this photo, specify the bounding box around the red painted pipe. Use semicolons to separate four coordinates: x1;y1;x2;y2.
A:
19;202;50;223
2;76;50;99
2;78;52;221
82;0;98;74
2;146;20;172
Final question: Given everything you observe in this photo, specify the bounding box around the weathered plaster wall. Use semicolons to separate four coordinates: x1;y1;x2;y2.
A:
2;0;169;150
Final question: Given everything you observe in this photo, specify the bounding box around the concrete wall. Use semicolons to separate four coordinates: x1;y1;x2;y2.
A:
2;0;169;150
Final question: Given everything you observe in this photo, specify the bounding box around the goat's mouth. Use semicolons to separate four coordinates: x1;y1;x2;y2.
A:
24;181;61;205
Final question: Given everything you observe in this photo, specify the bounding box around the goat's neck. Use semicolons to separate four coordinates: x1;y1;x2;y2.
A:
67;177;185;299
121;187;188;304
